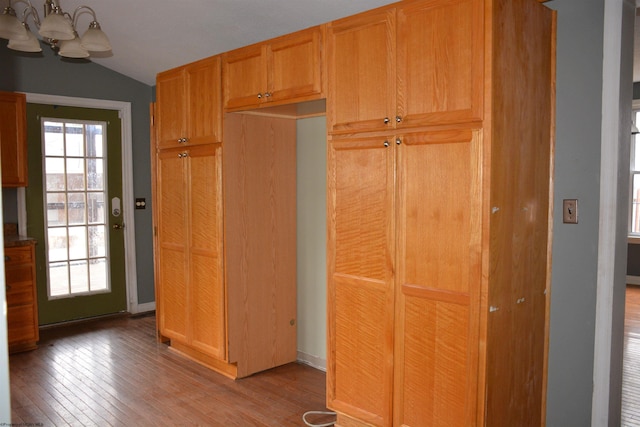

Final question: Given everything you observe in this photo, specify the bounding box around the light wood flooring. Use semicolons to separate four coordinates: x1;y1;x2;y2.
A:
9;314;332;426
624;285;640;426
12;287;640;426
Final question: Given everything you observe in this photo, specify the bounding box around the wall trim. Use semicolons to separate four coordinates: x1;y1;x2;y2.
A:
22;92;142;314
297;351;326;372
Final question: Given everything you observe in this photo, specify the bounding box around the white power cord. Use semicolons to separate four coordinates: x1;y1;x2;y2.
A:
302;410;337;427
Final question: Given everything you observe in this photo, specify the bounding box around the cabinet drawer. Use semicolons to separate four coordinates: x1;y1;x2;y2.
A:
5;246;33;265
6;276;34;306
7;304;37;344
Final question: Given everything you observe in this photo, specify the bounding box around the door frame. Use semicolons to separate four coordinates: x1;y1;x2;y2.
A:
21;92;142;314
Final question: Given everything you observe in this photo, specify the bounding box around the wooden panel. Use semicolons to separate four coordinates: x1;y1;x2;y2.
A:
484;0;555;425
397;0;483;127
156;69;186;149
156;148;188;342
394;129;482;426
223;45;267;110
397;298;469;427
0;91;27;187
5;245;38;351
326;7;396;135
224;113;297;377
186;56;222;145
327;136;395;426
188;144;225;359
269;26;323;104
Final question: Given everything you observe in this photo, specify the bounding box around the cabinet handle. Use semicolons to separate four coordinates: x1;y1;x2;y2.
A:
383;141;390;147
396;138;402;145
383;117;390;124
4;255;9;262
178;152;188;158
5;285;10;292
265;92;272;98
178;138;185;143
257;93;263;99
396;115;402;123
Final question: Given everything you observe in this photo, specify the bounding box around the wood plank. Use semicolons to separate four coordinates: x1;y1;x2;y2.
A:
9;314;328;426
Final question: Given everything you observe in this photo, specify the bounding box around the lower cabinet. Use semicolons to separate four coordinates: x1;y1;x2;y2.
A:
6;244;39;353
154;114;297;379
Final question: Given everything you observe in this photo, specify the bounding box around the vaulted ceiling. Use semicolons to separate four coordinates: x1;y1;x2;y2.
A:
25;0;396;86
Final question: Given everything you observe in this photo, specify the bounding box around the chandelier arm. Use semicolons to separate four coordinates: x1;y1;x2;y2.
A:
70;5;96;28
14;1;41;28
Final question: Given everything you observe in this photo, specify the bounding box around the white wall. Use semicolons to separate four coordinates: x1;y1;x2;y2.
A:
296;116;327;370
0;170;10;421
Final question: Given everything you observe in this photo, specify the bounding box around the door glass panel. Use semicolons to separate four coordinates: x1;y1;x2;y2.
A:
42;119;111;299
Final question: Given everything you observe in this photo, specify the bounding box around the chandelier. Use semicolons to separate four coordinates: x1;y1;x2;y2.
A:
0;0;111;58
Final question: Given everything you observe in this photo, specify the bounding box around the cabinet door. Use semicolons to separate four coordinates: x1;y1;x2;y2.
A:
187;143;226;359
327;136;395;426
156;147;189;343
5;245;38;348
393;129;482;427
397;0;483;128
185;56;222;146
327;8;396;135
0;91;27;187
223;44;267;110
156;69;187;149
268;26;323;104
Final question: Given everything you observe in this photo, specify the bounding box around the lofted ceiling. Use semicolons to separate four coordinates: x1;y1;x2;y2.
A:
27;0;396;86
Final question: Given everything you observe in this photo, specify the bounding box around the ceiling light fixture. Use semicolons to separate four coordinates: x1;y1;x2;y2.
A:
0;0;111;58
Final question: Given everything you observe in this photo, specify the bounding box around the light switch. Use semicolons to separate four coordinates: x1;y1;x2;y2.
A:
563;199;578;224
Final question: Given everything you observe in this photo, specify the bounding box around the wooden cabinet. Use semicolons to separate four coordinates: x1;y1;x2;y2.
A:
0;91;28;187
327;0;555;425
223;26;324;111
155;144;226;362
156;56;222;149
5;244;39;353
153;87;298;379
326;0;483;135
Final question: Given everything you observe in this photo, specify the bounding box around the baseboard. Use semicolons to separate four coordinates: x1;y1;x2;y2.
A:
297;351;327;372
131;301;156;314
627;275;640;285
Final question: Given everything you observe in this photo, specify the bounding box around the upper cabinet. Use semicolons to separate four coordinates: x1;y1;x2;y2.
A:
156;55;222;149
0;91;28;187
327;0;483;135
223;26;324;111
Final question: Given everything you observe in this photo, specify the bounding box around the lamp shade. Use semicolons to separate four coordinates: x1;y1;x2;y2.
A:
58;35;89;58
0;8;28;40
8;25;42;52
80;22;111;51
39;9;74;40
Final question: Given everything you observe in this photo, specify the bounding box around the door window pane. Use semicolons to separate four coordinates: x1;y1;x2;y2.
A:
42;119;111;299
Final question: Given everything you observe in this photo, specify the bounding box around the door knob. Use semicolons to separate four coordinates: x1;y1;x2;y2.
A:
113;223;125;230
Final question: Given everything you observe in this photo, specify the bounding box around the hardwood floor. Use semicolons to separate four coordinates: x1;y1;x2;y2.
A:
623;285;640;426
9;314;332;427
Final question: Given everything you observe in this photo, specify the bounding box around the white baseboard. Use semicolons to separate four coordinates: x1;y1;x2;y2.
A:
297;351;326;372
627;275;640;285
131;301;156;314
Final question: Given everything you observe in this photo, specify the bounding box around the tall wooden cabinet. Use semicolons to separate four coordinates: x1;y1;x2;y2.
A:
0;91;28;187
154;54;298;379
327;0;555;426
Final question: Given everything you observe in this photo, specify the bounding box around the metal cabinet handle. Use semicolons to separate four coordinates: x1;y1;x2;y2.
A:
383;140;390;147
396;138;402;145
113;223;125;230
257;93;263;99
265;92;272;98
396;115;402;123
383;117;390;124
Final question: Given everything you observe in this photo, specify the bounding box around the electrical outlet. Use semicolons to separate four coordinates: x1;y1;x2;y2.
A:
563;199;578;224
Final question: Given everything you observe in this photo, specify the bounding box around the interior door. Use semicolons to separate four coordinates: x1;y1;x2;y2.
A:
25;103;127;325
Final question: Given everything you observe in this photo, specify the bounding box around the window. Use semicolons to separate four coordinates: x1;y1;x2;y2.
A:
42;119;110;298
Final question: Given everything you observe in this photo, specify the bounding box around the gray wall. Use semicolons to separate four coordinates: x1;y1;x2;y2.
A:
546;0;630;425
0;43;156;304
